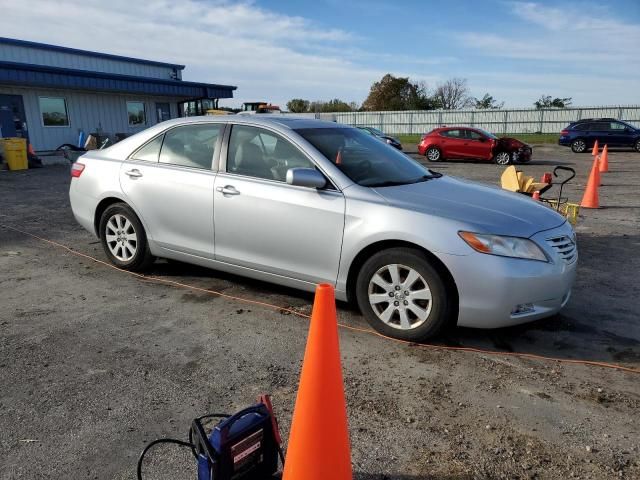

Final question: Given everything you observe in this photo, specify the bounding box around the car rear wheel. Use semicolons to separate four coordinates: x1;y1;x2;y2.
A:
355;248;450;341
634;139;640;152
426;147;442;162
494;151;511;165
571;139;587;153
99;203;154;271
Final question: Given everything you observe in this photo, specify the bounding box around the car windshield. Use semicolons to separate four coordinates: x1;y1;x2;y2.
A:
477;128;498;139
296;127;439;187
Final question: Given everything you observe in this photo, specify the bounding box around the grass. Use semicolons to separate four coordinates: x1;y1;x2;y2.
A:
397;133;560;145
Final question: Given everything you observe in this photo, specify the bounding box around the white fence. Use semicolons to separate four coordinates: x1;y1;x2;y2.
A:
287;105;640;135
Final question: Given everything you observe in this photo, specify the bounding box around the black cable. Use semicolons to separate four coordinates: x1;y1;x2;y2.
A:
188;413;230;459
137;438;194;480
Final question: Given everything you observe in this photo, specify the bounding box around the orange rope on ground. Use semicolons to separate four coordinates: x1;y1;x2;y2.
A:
2;223;639;375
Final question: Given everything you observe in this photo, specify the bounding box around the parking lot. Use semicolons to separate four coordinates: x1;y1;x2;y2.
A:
1;144;639;479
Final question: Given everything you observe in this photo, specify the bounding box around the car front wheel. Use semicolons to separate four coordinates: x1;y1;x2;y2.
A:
635;139;640;152
426;147;442;162
99;203;154;271
571;139;587;153
355;248;450;341
494;151;511;165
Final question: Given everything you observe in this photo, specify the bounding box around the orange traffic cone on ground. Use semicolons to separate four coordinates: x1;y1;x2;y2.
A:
581;157;600;209
593;154;601;186
592;139;599;157
599;144;609;173
282;284;352;480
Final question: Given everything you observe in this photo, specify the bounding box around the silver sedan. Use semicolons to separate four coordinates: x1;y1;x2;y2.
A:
69;116;577;341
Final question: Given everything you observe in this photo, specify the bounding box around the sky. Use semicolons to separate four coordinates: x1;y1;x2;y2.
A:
1;0;639;108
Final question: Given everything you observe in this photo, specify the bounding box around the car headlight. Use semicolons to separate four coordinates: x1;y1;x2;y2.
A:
458;231;548;262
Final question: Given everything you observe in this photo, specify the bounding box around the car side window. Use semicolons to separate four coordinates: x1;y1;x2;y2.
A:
227;125;314;182
610;122;626;131
442;129;461;138
591;122;608;131
159;124;221;170
467;130;484;141
131;135;163;162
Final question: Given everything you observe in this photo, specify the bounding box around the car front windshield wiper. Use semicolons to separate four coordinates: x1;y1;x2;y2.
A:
366;172;443;188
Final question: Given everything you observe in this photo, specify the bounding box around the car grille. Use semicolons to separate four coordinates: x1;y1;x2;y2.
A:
546;235;577;264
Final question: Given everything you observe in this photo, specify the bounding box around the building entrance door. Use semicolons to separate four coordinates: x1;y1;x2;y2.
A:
0;95;28;140
155;103;171;123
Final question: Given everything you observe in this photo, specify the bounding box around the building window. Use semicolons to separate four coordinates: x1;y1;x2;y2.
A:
39;97;69;127
127;101;146;126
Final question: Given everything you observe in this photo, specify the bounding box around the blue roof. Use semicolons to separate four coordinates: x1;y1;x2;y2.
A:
0;37;185;70
0;61;236;99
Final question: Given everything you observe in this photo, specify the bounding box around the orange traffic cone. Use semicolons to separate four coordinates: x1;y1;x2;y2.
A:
283;284;352;480
581;158;600;209
593;155;601;186
592;139;599;156
599;145;609;173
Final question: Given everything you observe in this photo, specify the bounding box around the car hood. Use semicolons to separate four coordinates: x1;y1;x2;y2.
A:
496;137;529;150
373;175;566;238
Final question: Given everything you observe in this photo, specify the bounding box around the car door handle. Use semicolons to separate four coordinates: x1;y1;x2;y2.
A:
124;169;143;178
216;185;240;195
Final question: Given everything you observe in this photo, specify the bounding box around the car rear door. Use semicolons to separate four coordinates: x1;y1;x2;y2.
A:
119;122;223;258
213;124;345;285
589;121;611;147
439;129;466;158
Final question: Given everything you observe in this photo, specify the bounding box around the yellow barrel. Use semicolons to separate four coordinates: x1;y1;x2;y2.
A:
1;138;28;171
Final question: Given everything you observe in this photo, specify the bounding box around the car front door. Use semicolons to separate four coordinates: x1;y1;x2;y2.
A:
463;129;493;160
119;122;223;258
213;124;345;285
608;121;633;146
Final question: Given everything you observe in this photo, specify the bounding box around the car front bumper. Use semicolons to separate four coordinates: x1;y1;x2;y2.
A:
441;222;577;329
558;136;571;146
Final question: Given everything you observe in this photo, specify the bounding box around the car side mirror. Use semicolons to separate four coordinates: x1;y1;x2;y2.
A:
286;167;326;189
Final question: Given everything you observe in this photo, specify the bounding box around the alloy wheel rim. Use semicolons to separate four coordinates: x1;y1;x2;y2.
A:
427;149;440;161
105;214;137;261
496;152;510;165
574;140;585;152
368;263;433;330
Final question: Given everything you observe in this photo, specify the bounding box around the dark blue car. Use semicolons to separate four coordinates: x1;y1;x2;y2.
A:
559;118;640;153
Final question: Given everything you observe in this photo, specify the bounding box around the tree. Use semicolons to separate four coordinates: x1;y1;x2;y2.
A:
433;78;474;110
308;99;355;113
362;74;437;111
286;98;310;113
474;93;504;109
534;95;572;109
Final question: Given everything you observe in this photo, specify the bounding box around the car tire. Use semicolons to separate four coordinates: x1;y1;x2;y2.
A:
355;248;450;341
425;147;442;162
99;203;154;271
493;151;511;165
571;138;587;153
634;139;640;152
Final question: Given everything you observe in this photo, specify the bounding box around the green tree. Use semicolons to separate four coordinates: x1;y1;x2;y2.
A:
474;93;504;109
286;98;310;113
362;74;437;111
309;99;355;113
534;95;572;109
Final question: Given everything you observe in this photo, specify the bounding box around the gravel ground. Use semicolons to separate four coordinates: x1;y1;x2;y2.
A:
1;145;638;479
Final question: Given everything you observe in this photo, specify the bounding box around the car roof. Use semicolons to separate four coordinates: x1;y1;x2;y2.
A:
96;115;347;160
155;114;344;130
572;118;618;123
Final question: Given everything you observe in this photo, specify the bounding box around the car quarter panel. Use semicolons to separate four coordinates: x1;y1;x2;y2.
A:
69;153;127;236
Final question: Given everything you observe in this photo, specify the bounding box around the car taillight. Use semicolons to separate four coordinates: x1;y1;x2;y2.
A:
560;129;569;136
71;162;85;178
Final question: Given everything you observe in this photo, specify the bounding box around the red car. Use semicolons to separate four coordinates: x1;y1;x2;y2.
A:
418;127;532;165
